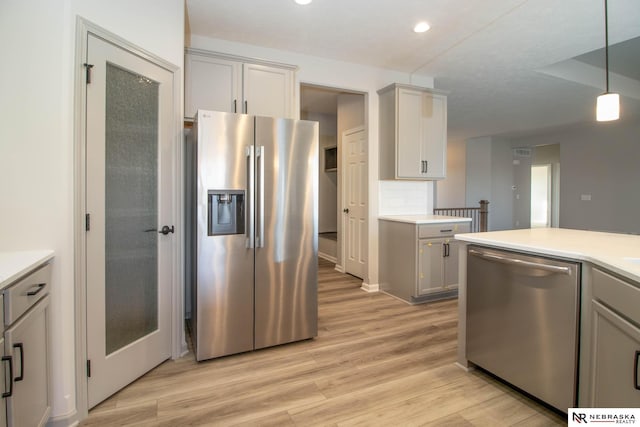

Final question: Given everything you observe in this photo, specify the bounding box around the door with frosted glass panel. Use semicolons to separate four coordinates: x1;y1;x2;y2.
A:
85;34;173;408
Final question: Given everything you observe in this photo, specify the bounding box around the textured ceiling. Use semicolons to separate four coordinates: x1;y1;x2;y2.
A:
186;0;640;141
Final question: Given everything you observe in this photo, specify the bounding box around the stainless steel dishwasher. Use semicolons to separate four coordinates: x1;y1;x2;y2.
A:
466;245;580;412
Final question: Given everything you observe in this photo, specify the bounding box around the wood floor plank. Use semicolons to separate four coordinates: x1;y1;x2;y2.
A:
82;258;565;426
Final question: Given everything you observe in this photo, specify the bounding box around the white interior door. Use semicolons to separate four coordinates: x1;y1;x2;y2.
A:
342;127;367;279
85;34;173;408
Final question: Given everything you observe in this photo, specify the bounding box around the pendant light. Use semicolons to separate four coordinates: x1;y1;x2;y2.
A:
596;0;620;121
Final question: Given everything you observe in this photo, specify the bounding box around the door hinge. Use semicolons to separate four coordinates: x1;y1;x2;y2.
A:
83;63;94;84
85;213;91;231
86;360;91;378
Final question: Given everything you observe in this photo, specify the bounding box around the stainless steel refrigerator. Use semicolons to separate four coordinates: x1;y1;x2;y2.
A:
186;110;318;361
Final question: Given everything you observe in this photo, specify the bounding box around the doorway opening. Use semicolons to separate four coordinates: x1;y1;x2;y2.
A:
300;84;366;279
530;144;560;228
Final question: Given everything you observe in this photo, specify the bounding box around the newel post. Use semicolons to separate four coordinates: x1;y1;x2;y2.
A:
479;200;489;232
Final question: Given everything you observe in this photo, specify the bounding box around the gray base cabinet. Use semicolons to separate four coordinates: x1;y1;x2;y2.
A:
1;263;51;427
379;220;470;304
582;267;640;407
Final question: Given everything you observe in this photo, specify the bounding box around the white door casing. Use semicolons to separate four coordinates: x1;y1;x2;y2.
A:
85;34;173;408
342;126;367;279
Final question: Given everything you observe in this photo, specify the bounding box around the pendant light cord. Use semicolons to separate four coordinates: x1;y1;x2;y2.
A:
604;0;610;93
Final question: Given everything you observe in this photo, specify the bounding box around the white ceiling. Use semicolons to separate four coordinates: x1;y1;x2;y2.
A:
186;0;640;141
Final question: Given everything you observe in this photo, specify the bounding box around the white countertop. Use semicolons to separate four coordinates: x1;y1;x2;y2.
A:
379;214;472;225
455;228;640;283
0;250;55;290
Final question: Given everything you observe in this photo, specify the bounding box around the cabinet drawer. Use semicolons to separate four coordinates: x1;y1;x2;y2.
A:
3;263;51;326
592;267;640;326
418;222;470;238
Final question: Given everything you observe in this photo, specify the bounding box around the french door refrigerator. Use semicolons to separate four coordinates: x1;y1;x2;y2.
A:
186;110;318;361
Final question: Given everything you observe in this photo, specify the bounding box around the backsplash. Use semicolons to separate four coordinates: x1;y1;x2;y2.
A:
378;180;433;215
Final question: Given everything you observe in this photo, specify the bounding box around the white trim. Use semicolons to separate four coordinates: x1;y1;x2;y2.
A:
334;264;345;273
360;282;379;293
73;17;182;420
46;411;80;427
185;47;298;72
318;251;338;264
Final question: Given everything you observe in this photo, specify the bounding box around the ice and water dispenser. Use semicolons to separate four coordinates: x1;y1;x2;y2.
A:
207;190;245;236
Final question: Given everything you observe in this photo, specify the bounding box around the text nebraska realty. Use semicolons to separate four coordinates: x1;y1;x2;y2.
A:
574;413;636;424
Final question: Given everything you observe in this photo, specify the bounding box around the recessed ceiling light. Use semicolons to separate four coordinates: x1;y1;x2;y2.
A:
414;22;430;33
295;0;312;5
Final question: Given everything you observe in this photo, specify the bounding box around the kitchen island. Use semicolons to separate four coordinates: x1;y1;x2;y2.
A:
454;228;640;410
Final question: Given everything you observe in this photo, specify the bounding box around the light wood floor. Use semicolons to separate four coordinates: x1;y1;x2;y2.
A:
82;258;565;426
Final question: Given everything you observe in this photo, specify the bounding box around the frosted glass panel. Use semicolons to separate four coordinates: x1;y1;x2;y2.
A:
105;64;159;355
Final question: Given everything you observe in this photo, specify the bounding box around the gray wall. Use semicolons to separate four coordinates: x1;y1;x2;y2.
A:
464;137;513;231
512;119;640;234
304;112;338;233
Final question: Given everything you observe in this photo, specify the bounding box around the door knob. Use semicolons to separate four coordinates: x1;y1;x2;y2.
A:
159;225;175;235
343;208;349;214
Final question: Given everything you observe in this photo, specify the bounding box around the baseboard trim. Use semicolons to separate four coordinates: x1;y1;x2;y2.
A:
360;282;379;293
454;361;474;372
46;410;79;427
334;264;345;273
318;251;337;264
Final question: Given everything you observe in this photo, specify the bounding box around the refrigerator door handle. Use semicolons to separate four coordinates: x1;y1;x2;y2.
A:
257;145;265;248
246;145;255;248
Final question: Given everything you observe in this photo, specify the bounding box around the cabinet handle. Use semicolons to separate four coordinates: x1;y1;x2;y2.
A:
27;283;46;296
244;100;248;114
635;350;640;391
420;160;429;174
13;343;24;382
1;355;12;397
234;99;237;113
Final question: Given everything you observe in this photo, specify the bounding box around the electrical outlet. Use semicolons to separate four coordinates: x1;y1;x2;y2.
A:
581;194;592;201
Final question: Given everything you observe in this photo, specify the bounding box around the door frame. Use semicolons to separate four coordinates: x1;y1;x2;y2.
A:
73;18;184;419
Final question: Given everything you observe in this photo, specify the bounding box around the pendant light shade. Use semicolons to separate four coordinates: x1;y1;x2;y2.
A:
596;92;620;121
596;0;620;121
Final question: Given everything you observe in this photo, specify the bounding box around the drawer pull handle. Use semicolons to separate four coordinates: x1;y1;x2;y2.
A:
440;229;453;233
27;283;46;296
13;343;24;382
635;350;640;391
1;355;12;397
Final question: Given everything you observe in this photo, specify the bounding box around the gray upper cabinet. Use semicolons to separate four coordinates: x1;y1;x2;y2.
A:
185;49;296;120
378;83;447;180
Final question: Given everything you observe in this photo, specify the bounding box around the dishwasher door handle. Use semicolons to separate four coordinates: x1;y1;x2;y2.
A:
469;248;573;275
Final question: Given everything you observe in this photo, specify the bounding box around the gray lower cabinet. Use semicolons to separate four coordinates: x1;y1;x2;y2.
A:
0;336;6;427
418;237;461;296
1;263;51;427
584;267;640;407
379;219;470;304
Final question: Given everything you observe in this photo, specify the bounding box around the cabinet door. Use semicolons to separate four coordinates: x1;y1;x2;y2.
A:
443;238;460;288
418;239;444;295
589;300;640;407
185;53;241;118
0;337;6;427
4;296;50;427
396;88;423;178
421;92;447;179
242;63;293;118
